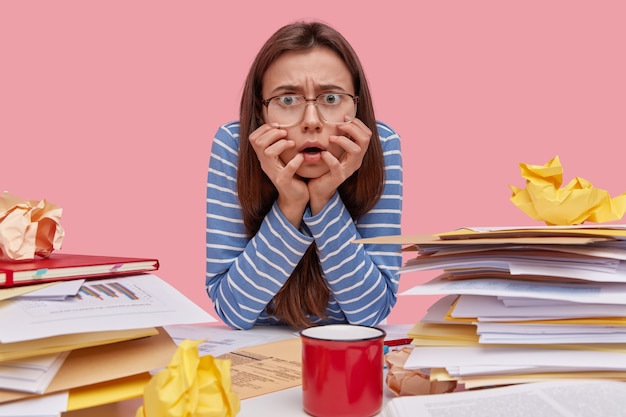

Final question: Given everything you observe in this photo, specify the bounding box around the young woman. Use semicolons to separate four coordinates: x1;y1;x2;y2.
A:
206;21;403;329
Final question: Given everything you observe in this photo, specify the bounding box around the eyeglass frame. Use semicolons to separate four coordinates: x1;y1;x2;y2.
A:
260;93;360;126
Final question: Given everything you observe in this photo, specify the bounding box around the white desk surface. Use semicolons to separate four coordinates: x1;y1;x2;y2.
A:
63;384;398;417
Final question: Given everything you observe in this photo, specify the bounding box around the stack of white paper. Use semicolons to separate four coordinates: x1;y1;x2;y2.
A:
390;225;626;388
0;273;218;414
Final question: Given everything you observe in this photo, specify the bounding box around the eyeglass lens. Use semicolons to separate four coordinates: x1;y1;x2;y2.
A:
266;94;357;127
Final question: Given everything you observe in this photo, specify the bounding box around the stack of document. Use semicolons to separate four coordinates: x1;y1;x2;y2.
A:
361;225;626;389
0;272;217;413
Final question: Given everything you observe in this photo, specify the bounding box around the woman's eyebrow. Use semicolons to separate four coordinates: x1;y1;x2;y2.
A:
269;84;301;95
317;84;350;92
269;83;350;96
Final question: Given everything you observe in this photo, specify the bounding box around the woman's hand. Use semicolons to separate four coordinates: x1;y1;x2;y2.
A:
248;123;309;227
307;118;372;215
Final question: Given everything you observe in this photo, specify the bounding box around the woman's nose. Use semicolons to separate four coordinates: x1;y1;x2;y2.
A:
301;102;323;129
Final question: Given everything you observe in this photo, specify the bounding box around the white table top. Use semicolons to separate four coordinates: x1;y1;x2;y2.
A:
63;383;398;417
239;384;398;417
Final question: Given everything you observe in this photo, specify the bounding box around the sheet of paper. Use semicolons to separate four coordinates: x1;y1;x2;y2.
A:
401;253;626;283
0;274;216;343
419;295;458;323
437;224;626;239
218;338;303;400
0;352;68;393
447;364;562;377
458;371;626;390
451;294;626;320
404;251;621;272
378;323;415;340
524;244;626;260
510;259;626;283
164;324;299;357
354;233;608;246
402;275;626;304
0;282;57;301
498;297;580;307
0;391;68;416
409;322;478;343
404;345;626;371
479;332;626;344
14;280;84;301
476;321;626;335
468;224;626;232
0;328;158;362
419;242;626;259
164;323;414;356
65;372;150;411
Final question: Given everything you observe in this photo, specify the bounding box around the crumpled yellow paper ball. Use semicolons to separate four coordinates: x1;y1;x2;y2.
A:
509;156;626;225
0;191;65;260
136;339;240;417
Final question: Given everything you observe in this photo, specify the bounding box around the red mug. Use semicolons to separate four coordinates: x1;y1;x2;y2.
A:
300;324;386;417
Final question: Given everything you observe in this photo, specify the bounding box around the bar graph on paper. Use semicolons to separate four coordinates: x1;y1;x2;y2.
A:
13;277;165;319
0;274;217;344
77;281;140;301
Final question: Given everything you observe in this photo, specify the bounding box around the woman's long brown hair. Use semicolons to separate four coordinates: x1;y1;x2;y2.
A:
237;21;385;328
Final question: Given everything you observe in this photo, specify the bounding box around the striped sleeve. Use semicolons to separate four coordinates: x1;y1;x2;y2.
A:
303;121;403;325
205;122;313;329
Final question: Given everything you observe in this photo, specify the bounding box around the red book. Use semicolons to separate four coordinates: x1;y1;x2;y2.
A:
0;253;159;287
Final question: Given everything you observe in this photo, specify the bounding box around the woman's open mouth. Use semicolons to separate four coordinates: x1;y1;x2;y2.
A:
303;146;323;154
301;147;323;162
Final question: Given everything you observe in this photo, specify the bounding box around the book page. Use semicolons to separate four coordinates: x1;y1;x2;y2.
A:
381;380;626;417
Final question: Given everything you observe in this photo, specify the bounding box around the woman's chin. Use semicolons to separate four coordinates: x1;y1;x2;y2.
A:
296;166;330;180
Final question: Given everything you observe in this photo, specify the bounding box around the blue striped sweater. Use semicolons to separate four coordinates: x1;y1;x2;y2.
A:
206;121;403;329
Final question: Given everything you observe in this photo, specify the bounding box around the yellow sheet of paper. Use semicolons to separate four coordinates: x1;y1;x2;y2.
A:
354;232;608;245
408;320;626;352
444;314;626;327
460;370;626;390
0;328;158;362
429;367;626;387
435;227;626;240
67;373;150;411
408;322;478;343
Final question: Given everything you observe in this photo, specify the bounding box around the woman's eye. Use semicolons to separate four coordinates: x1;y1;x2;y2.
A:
278;96;299;106
321;94;341;105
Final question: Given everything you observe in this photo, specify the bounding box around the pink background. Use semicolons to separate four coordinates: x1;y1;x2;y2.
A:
2;1;625;324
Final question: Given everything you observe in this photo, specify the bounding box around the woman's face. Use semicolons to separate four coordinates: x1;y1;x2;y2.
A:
261;47;355;179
